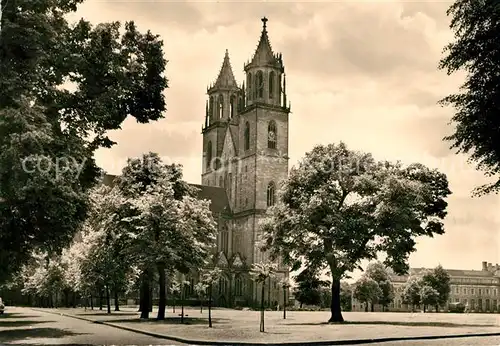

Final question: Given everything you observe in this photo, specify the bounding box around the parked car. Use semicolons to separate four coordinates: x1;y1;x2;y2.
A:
0;298;4;314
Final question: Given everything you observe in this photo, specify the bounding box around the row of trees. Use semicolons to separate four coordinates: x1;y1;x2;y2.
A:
0;0;168;284
353;262;394;312
351;263;451;313
401;266;451;313
9;153;221;322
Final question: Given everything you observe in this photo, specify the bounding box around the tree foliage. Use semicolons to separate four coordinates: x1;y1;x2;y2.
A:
421;265;451;310
0;0;168;283
353;276;382;311
439;0;500;195
339;282;352;311
420;285;439;312
364;261;394;310
261;142;451;322
401;276;422;310
293;268;330;307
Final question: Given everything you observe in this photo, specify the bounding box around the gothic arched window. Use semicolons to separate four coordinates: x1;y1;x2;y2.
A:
218;276;228;295
209;97;214;124
268;120;277;149
256;70;264;98
221;226;229;254
218;94;224;119
247;73;253;101
235;276;243;296
244;122;250;151
206;141;212;169
267;181;276;207
269;71;275;99
230;94;236;119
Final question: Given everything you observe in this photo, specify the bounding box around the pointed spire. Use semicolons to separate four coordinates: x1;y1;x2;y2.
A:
213;49;237;89
249;17;278;66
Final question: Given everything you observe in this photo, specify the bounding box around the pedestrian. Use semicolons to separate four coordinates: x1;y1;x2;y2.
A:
464;302;469;314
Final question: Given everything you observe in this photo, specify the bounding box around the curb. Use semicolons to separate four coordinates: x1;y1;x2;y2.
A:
31;308;500;345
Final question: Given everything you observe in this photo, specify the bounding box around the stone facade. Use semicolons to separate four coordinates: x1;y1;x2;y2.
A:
199;17;291;308
352;262;500;312
104;18;291;308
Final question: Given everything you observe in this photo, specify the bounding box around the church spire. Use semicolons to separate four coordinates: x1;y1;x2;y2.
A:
212;49;237;90
245;17;282;71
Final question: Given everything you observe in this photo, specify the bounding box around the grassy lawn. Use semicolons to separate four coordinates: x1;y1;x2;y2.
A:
43;307;500;343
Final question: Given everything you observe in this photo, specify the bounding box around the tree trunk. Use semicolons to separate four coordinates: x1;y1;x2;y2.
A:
200;298;203;313
157;264;166;320
435;305;439;313
114;290;119;311
181;285;185;324
208;284;213;328
328;277;344;322
138;282;144;312
283;288;287;319
90;294;94;310
260;282;265;332
173;297;176;313
106;286;111;314
149;285;153;312
371;302;374;312
267;277;271;309
140;272;150;319
99;290;103;310
365;303;368;312
423;305;426;313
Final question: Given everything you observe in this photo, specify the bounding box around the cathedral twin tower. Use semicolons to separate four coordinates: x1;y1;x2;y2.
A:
201;17;290;216
200;18;290;306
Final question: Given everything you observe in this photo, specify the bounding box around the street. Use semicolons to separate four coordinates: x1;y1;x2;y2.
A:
371;335;500;345
0;307;186;345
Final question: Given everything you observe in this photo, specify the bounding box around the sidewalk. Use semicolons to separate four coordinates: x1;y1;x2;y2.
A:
32;307;500;345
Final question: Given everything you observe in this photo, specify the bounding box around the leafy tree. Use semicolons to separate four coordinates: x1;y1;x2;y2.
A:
108;153;216;320
201;267;222;328
170;280;181;314
0;0;168;283
19;252;66;307
293;268;330;308
365;262;394;311
439;0;500;195
401;276;422;312
420;285;439;313
421;265;451;312
339;281;352;311
377;280;395;312
261;142;451;322
353;276;382;312
194;282;208;313
250;261;277;332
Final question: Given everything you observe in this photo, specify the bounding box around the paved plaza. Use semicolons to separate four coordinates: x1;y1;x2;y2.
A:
24;306;500;344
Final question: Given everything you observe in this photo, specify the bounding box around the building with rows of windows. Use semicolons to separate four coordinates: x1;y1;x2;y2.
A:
352;261;500;312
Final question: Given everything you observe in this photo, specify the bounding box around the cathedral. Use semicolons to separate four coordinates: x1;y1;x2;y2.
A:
103;18;290;308
195;17;291;308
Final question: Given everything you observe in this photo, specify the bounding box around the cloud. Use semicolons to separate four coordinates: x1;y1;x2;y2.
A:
75;0;500;271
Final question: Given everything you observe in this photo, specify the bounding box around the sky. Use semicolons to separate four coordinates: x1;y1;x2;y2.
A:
71;0;499;278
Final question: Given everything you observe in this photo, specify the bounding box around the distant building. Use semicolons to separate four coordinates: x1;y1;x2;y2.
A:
352;262;500;312
102;17;291;308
